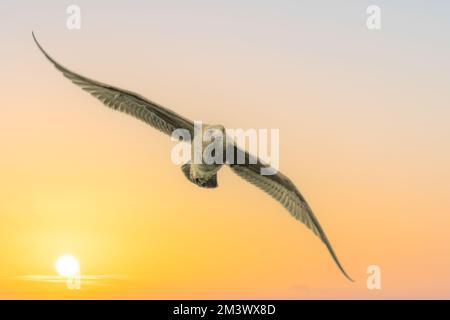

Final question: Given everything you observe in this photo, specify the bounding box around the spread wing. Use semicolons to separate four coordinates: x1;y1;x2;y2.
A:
32;32;194;137
228;145;353;281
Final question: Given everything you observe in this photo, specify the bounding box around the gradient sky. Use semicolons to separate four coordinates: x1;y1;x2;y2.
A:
0;0;450;299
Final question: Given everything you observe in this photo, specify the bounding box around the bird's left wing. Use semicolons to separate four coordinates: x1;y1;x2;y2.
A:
32;32;194;137
228;145;353;281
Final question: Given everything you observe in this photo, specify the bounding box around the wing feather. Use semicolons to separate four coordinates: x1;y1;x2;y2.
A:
32;32;194;137
228;146;353;281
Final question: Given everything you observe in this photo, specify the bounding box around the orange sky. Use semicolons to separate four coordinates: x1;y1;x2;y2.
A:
1;1;450;299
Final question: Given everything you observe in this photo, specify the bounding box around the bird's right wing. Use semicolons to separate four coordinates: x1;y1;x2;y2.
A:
33;32;194;137
228;145;353;281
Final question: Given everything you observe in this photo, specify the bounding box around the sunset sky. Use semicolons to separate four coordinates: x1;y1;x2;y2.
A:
1;0;450;299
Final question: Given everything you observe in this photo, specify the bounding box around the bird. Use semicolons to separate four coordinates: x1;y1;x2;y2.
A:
32;32;353;282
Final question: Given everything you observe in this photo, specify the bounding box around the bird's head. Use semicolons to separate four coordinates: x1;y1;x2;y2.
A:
191;124;226;163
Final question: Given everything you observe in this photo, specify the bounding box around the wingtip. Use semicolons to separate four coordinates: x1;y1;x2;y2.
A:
31;31;41;50
322;239;355;283
337;263;355;283
328;246;354;283
31;31;55;65
345;273;355;283
339;264;355;283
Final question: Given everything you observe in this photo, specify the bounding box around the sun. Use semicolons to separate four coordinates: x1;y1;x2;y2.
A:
55;255;80;277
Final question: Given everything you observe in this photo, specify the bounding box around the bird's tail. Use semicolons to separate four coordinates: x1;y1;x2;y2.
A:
181;162;218;188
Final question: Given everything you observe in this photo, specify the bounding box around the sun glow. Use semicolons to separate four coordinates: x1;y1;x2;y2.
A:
55;255;80;277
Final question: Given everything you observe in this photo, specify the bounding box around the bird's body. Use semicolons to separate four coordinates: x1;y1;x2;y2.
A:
184;123;225;188
183;161;221;188
32;32;353;282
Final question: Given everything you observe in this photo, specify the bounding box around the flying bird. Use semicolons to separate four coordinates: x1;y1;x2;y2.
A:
32;32;353;281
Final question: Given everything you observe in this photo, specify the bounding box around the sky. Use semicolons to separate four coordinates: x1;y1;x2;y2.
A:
0;0;450;299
